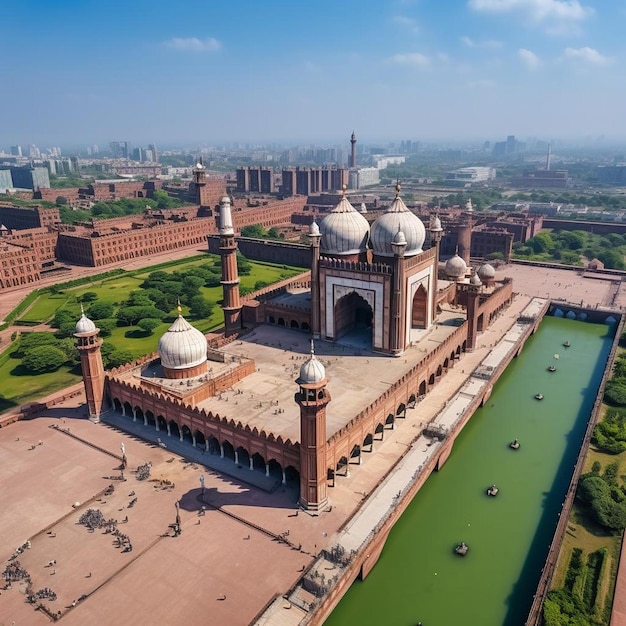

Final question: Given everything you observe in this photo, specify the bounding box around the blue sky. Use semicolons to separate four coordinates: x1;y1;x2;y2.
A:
2;0;625;148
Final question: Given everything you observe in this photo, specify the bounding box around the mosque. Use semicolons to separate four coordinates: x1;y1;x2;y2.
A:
75;187;513;510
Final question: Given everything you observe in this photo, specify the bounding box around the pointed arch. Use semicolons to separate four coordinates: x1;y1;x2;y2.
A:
412;283;428;328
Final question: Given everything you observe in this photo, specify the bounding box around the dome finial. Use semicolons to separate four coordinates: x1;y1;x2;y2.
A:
80;303;85;316
310;338;315;357
177;298;182;315
341;184;347;197
395;179;401;198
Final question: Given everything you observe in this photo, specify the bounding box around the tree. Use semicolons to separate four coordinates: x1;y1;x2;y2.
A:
22;346;67;373
55;196;68;206
237;252;251;275
88;302;115;319
102;347;134;369
189;295;213;319
52;309;75;330
181;275;205;299
137;318;162;335
126;290;153;307
96;319;116;337
79;291;98;303
241;224;266;238
13;332;58;357
116;305;165;326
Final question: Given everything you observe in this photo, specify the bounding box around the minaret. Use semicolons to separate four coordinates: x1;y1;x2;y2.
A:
74;306;105;421
466;273;482;351
350;131;357;168
309;220;322;339
218;196;242;336
429;213;444;322
295;341;330;511
390;222;407;355
458;199;472;265
546;143;552;171
193;157;208;208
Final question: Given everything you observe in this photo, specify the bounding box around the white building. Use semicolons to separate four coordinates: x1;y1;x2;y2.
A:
445;166;496;186
349;167;380;190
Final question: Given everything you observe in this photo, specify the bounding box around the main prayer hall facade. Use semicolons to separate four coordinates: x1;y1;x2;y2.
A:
76;187;513;510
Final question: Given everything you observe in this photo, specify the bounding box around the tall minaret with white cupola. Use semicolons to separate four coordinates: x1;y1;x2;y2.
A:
218;195;242;336
295;341;330;511
74;306;106;421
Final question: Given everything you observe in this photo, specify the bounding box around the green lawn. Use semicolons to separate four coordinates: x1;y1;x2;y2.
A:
550;405;625;625
0;358;81;413
1;256;304;411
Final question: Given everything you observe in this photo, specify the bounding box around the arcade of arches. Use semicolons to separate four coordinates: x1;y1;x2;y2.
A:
107;339;465;493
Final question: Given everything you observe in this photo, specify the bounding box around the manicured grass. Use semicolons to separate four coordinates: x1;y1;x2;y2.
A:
0;354;81;412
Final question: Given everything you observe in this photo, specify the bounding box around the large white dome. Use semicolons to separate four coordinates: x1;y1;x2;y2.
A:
319;194;370;256
158;314;208;370
370;193;425;258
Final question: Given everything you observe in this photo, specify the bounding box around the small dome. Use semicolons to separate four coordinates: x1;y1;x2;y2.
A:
195;161;205;170
75;310;97;334
470;272;482;287
393;228;407;246
477;263;496;281
360;202;367;214
158;314;207;371
297;341;326;385
309;220;320;237
370;191;425;258
445;254;467;279
319;193;370;256
220;196;231;205
430;215;443;232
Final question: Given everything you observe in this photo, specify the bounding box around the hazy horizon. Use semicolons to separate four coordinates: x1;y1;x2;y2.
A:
3;0;625;148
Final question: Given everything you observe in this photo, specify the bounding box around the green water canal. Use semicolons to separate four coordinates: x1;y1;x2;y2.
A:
326;316;614;626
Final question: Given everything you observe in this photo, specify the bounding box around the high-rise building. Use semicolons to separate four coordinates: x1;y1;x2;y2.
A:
10;145;22;157
110;141;129;159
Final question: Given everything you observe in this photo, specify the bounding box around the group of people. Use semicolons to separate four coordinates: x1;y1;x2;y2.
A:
136;462;152;481
28;587;57;603
3;560;29;584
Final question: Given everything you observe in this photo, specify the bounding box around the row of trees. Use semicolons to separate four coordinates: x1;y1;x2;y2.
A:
11;330;132;374
91;190;183;218
513;229;626;269
240;224;283;239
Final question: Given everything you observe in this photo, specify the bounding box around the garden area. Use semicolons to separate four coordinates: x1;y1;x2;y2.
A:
0;253;304;414
545;346;626;625
513;229;626;270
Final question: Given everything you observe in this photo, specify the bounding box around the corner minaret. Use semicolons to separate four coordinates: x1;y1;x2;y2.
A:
308;220;322;338
429;213;444;321
350;131;357;168
74;306;105;421
295;341;330;511
193;157;209;208
218;195;242;336
390;222;407;355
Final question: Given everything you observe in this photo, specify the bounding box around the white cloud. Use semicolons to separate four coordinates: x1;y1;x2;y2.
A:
460;36;503;49
391;15;419;32
163;37;221;52
390;52;430;67
563;46;612;65
518;48;541;68
468;0;593;32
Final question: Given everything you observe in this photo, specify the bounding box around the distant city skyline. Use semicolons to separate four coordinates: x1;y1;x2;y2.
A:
3;0;625;146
